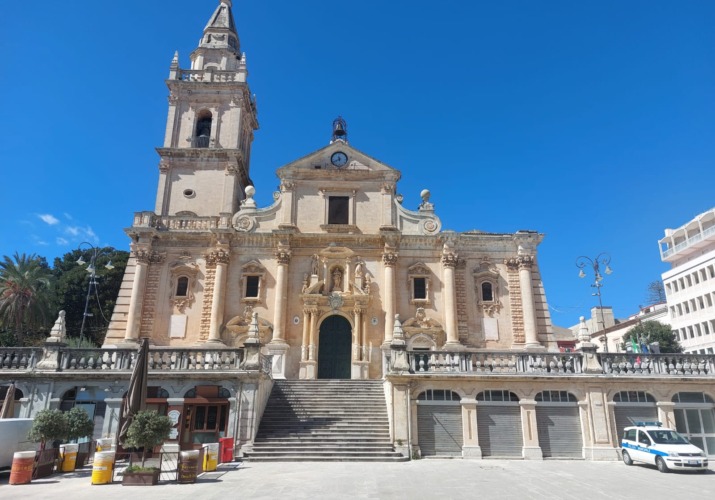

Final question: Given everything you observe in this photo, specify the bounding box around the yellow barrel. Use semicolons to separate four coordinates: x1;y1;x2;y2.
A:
178;450;199;484
91;451;115;485
96;438;113;452
202;443;219;472
60;443;79;472
9;451;36;485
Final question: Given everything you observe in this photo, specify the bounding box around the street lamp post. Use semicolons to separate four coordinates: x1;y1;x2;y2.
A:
76;243;114;345
576;253;613;352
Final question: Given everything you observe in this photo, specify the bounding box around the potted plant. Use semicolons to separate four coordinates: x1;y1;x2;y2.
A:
65;407;95;469
27;409;69;478
121;410;173;486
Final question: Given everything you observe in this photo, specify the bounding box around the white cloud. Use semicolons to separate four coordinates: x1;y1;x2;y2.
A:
56;237;69;245
65;226;80;236
63;213;73;220
38;214;60;225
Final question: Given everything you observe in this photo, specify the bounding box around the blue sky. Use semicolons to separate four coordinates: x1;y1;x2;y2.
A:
1;1;713;328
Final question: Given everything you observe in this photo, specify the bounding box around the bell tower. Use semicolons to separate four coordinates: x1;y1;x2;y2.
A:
155;0;258;217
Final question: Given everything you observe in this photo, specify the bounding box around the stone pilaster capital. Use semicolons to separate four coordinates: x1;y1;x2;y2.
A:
382;251;399;267
441;252;459;268
206;248;230;266
518;255;535;270
353;304;364;316
504;257;520;272
159;160;170;173
305;306;319;317
275;248;292;265
133;248;165;265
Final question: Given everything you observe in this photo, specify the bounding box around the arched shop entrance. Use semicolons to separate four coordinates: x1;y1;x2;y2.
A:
317;315;352;379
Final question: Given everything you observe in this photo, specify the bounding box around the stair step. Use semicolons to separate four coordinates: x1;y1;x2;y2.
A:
249;380;402;463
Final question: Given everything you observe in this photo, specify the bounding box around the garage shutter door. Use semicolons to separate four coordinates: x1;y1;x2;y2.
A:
536;406;582;458
477;406;522;457
417;405;463;456
613;406;657;442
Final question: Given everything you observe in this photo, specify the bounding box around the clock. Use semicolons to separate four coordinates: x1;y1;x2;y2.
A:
331;151;348;167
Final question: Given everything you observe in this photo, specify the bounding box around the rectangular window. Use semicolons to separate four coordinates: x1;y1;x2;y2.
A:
413;277;427;300
245;276;260;298
328;196;349;224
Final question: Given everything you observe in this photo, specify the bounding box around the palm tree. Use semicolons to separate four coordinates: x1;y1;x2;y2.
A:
0;253;53;345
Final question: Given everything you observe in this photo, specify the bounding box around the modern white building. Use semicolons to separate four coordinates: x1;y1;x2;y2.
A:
660;207;715;354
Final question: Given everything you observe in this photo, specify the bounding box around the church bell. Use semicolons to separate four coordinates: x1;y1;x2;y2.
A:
332;116;348;143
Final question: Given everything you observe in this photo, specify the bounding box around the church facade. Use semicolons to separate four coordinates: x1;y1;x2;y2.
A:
102;0;557;381
2;1;714;462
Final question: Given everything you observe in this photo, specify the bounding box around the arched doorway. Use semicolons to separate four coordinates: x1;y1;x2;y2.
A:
318;315;352;379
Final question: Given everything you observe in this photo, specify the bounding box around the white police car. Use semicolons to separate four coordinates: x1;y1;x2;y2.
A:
621;422;708;473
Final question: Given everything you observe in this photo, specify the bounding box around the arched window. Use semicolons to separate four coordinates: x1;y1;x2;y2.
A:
176;276;189;297
194;111;212;148
477;390;519;402
536;391;577;403
481;282;494;302
417;390;460;401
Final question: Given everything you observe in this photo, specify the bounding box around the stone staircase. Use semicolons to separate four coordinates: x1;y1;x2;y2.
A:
246;380;407;462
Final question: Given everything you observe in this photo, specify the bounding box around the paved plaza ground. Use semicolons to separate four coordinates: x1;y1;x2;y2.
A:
0;459;712;499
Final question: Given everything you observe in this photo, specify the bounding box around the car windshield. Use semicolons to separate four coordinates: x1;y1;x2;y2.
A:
648;430;689;445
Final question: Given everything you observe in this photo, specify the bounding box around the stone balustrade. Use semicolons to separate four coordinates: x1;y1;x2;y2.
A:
133;212;225;231
179;69;242;83
407;351;583;375
0;346;264;373
0;348;41;370
600;353;715;376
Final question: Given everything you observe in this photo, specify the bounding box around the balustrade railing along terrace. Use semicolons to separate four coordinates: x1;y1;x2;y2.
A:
599;353;715;376
407;350;583;375
0;348;41;370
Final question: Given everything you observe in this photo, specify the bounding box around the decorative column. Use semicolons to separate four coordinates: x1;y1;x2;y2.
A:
206;248;230;344
299;306;319;380
309;307;318;361
518;255;541;349
271;246;292;343
124;247;151;343
382;249;398;345
301;310;310;361
267;245;291;379
353;305;362;361
352;304;368;379
441;251;461;348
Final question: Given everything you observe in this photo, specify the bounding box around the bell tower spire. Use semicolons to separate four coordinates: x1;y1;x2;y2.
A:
154;0;258;218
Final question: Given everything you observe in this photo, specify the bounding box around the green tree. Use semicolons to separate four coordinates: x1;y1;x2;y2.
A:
52;248;128;346
28;409;69;450
65;407;95;442
124;410;173;468
0;252;53;345
623;320;683;353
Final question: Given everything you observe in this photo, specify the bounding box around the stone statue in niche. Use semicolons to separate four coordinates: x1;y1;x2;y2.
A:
354;257;364;278
331;268;343;293
311;254;320;276
301;273;309;293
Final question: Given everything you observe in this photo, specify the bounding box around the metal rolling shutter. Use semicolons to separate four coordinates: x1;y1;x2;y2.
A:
613;406;658;442
536;406;583;458
417;405;463;456
477;406;522;457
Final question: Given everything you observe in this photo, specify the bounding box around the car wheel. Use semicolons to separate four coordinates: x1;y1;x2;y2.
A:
655;457;669;473
622;451;633;466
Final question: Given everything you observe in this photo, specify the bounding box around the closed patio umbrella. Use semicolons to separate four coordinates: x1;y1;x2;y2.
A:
118;338;149;445
0;382;16;419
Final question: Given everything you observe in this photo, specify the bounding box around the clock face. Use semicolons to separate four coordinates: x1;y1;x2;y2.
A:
331;151;348;167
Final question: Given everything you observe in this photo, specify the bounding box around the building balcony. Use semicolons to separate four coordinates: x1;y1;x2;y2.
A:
660;207;715;262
